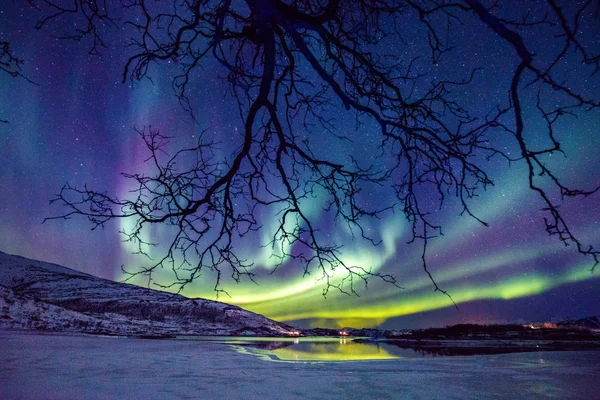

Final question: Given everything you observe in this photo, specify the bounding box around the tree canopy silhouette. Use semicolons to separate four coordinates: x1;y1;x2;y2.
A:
33;0;599;297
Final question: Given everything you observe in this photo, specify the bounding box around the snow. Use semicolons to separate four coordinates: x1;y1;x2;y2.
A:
0;251;295;336
1;332;599;399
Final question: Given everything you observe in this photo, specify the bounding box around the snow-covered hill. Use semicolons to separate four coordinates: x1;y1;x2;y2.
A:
0;251;296;336
557;316;600;331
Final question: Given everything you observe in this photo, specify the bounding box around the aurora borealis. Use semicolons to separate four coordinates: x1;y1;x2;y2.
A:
1;1;599;329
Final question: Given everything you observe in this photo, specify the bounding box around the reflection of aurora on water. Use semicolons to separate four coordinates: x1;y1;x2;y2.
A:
231;339;401;362
225;337;563;361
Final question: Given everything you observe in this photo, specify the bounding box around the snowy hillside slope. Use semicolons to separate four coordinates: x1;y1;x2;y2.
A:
0;251;296;336
557;316;600;331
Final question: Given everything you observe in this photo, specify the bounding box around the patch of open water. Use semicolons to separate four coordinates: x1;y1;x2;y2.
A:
177;336;551;362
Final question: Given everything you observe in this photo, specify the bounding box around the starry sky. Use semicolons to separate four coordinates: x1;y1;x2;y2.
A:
1;1;599;329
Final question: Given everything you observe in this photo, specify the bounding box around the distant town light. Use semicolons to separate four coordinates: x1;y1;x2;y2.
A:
525;323;557;330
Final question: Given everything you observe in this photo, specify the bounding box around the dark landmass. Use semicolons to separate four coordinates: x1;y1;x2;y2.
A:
301;317;600;355
347;323;600;354
557;316;600;330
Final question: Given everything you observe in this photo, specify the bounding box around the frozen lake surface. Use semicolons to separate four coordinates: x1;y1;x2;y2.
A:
1;332;599;399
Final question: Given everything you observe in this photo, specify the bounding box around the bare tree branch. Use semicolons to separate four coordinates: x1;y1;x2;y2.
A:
32;0;599;297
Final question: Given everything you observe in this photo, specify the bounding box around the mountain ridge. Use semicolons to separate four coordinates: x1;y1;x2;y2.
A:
0;251;296;336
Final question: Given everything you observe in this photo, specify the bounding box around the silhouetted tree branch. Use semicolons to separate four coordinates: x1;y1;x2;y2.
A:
1;41;37;122
35;0;599;298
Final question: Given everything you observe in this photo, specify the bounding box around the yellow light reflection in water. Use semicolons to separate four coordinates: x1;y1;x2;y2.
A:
232;341;399;362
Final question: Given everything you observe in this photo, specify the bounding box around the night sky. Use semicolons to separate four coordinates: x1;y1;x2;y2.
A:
1;1;599;329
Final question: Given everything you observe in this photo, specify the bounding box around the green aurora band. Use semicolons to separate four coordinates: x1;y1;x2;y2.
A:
114;148;599;328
